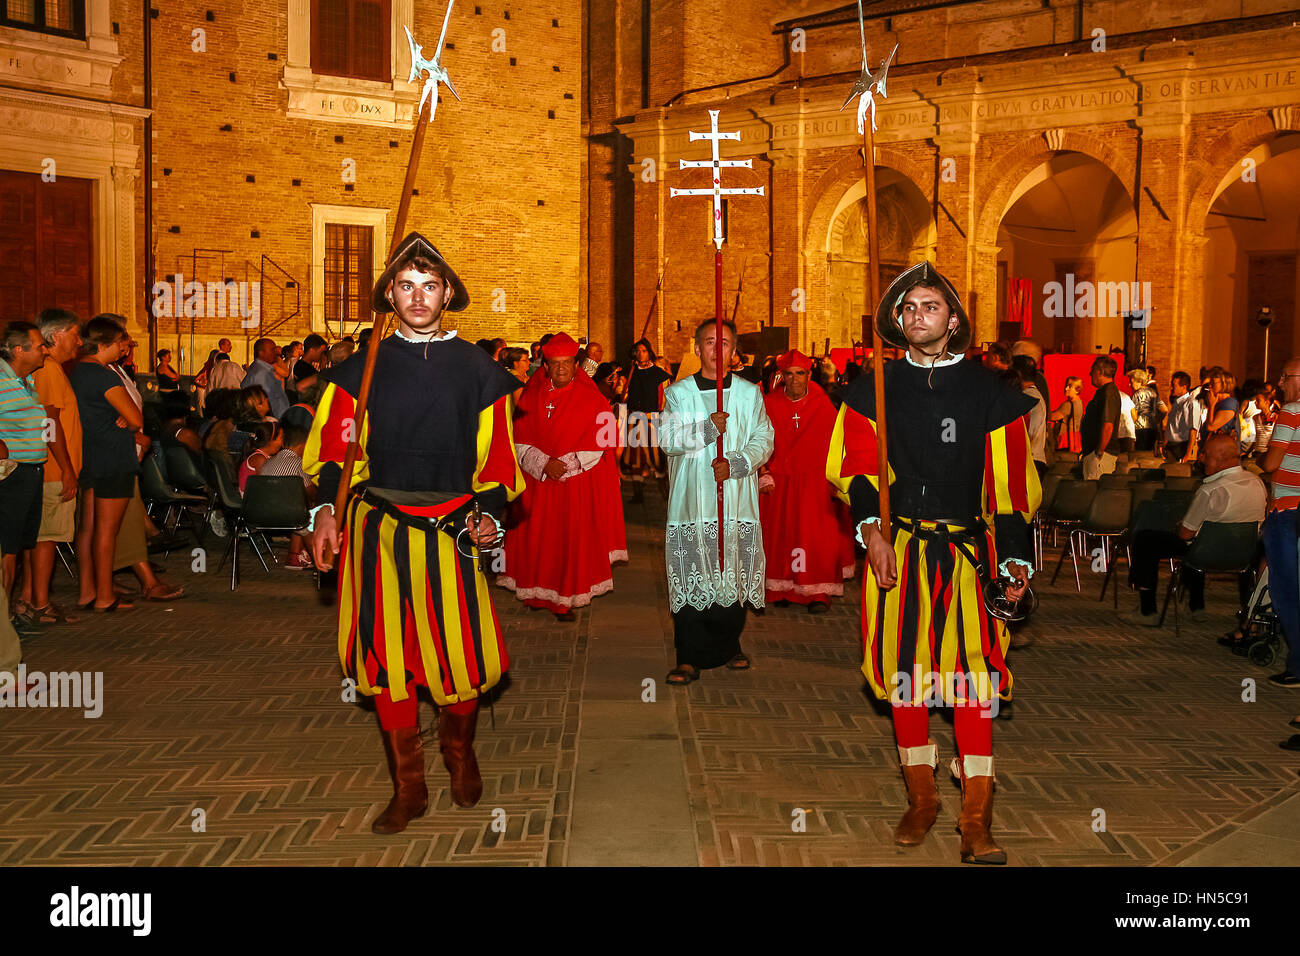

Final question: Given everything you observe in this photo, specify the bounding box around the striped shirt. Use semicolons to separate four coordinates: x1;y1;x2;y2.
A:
1267;401;1300;512
0;357;48;464
260;447;311;487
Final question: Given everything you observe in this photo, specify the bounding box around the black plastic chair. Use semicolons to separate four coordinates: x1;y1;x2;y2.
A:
1160;521;1260;637
1047;479;1099;589
207;451;260;590
1033;473;1064;569
1076;488;1132;602
1153;488;1195;515
1100;496;1189;607
1099;473;1136;490
1164;476;1201;492
1127;481;1165;524
139;454;206;554
243;476;309;537
165;442;215;531
164;442;209;495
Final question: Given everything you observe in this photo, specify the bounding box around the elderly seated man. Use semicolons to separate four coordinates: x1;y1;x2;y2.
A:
1121;434;1266;627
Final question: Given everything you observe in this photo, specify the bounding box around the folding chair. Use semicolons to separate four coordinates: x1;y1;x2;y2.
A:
1159;521;1259;638
1047;479;1099;590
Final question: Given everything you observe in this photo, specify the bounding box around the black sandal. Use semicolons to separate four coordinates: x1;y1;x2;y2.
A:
1217;629;1248;647
666;665;699;685
92;598;134;613
725;653;752;670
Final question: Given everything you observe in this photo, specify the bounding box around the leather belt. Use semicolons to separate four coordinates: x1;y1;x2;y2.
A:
357;489;464;536
893;515;989;578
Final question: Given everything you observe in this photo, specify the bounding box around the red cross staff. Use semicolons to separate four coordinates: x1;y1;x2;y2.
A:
669;109;765;569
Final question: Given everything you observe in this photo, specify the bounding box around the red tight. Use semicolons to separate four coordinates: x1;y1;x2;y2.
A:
891;701;992;757
375;684;477;730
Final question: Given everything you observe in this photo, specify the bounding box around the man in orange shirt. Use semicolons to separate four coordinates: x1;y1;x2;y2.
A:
20;310;84;626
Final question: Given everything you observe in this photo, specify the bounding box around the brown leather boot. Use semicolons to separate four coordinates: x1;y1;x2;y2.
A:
439;702;483;808
893;741;940;846
954;756;1006;864
371;726;428;835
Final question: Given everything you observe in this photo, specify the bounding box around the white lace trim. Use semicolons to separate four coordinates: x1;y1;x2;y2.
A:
665;519;766;613
495;550;627;608
496;573;616;609
765;564;856;596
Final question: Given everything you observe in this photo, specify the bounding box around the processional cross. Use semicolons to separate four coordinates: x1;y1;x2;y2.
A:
668;109;765;569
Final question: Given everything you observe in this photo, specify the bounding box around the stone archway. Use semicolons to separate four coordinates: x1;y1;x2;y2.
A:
822;172;936;349
801;148;934;351
972;130;1135;348
992;152;1137;354
1178;110;1300;378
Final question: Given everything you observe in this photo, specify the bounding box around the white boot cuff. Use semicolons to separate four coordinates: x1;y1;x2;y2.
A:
898;742;938;767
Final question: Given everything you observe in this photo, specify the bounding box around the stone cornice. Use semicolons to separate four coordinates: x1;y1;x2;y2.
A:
0;85;149;119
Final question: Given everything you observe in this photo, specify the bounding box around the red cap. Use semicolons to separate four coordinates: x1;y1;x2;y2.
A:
542;332;579;360
776;349;812;372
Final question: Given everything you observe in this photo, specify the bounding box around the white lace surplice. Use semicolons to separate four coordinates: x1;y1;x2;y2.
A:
661;376;775;613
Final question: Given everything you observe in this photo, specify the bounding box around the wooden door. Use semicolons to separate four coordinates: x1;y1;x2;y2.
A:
0;170;94;322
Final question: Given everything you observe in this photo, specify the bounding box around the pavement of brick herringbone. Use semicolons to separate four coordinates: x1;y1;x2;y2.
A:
645;485;1300;867
1;495;1297;866
0;532;579;867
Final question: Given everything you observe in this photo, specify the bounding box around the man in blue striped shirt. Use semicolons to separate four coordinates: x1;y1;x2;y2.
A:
0;321;50;630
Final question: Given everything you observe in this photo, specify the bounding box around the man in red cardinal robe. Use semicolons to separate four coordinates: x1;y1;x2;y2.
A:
758;349;856;613
498;332;627;621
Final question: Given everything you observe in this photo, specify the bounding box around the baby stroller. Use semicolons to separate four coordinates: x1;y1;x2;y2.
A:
1238;567;1283;668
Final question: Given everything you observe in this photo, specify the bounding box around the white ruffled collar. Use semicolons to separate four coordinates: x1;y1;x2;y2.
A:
394;326;457;343
904;351;963;369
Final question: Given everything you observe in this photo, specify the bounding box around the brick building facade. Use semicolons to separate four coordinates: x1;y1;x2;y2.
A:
590;0;1300;381
3;0;582;373
4;1;1299;382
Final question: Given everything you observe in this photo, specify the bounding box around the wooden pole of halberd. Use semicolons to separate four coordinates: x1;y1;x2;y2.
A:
330;95;433;551
862;121;890;534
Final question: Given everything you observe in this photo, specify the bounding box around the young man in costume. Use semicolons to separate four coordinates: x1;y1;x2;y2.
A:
758;349;855;613
660;319;774;685
497;332;627;621
827;263;1040;864
306;233;524;834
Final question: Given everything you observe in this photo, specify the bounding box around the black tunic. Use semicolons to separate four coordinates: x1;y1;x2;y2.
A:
841;357;1036;565
317;333;519;515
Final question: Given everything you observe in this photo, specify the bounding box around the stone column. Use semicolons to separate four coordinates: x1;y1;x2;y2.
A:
1134;115;1189;380
768;148;804;349
109;163;139;327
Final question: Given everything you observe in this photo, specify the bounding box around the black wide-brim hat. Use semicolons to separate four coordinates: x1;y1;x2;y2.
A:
372;231;469;314
874;261;971;353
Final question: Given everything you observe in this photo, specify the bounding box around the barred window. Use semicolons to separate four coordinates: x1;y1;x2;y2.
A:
1;0;85;38
323;224;374;336
312;0;389;82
